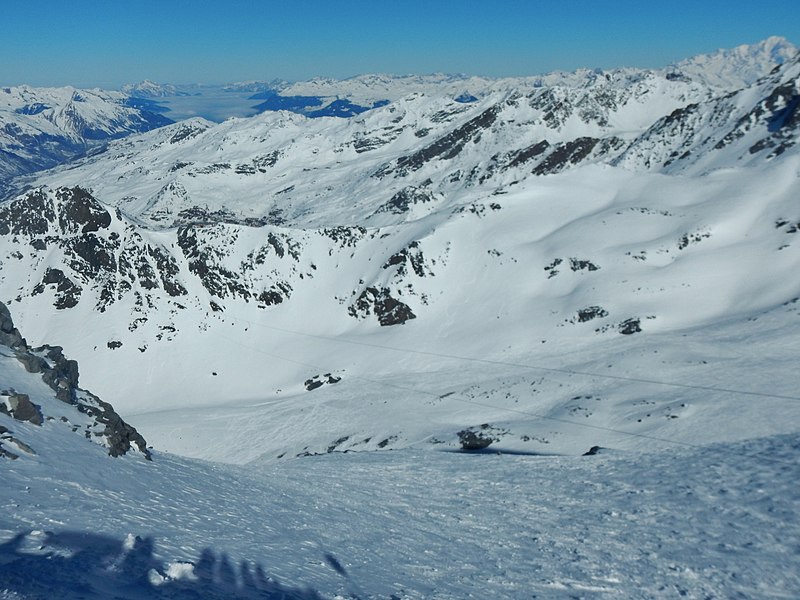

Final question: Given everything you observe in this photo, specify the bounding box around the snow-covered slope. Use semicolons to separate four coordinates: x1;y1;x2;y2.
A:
617;52;800;173
2;38;800;599
121;80;190;98
2;424;799;598
0;85;172;185
3;283;799;597
1;155;799;464
668;35;798;90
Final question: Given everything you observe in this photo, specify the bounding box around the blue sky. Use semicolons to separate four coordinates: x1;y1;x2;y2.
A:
2;0;799;88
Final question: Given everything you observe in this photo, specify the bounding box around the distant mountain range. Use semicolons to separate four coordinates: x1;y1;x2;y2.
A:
0;86;172;188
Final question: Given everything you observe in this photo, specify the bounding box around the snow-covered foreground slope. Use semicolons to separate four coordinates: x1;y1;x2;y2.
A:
2;421;799;598
2;285;798;598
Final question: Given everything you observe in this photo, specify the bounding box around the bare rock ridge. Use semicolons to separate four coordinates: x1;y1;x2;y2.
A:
0;300;150;459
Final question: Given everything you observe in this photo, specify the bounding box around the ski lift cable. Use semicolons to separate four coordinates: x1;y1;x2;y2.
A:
226;314;800;403
208;327;799;466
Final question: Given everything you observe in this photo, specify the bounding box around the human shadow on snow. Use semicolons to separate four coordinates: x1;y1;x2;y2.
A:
0;530;331;599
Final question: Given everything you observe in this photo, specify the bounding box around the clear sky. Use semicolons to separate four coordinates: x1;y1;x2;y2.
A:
2;0;799;88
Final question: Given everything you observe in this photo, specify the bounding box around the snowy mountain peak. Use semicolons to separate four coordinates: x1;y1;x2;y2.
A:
121;80;184;98
0;85;172;186
669;36;799;89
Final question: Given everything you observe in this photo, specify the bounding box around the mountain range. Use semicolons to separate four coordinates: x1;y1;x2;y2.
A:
0;36;797;463
1;37;800;598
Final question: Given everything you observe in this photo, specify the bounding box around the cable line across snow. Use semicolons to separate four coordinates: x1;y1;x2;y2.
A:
206;315;800;466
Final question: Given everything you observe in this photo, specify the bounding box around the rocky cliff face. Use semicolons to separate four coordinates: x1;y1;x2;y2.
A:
0;300;150;460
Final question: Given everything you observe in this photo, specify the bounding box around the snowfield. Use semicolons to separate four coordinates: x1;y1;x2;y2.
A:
2;405;799;598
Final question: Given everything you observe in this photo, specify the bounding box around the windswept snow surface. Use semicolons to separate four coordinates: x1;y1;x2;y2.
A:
1;406;799;599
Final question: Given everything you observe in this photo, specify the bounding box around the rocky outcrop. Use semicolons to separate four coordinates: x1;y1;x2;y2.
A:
304;373;342;391
0;301;150;459
348;287;416;326
377;104;501;177
4;393;43;425
0;302;25;349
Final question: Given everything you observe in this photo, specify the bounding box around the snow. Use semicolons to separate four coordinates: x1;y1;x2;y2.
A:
1;36;800;599
2;393;799;598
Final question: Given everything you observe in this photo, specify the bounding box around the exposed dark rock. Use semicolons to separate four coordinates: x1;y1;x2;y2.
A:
532;137;600;175
353;134;391;153
375;186;436;214
304;373;342;391
147;246;187;297
266;233;285;258
14;352;49;375
0;189;55;236
577;306;609;322
177;226;252;300
257;282;292;306
0;302;26;349
457;428;495;451
544;258;563;278
0;446;19;460
253;150;281;170
38;268;82;309
583;445;605;456
169;122;207;144
569;258;600;272
677;231;711;250
618;318;642;335
34;345;80;404
64;234;117;280
382;241;430;277
348;287;416;326
326;436;350;453
81;392;151;459
322;226;367;248
56;186;112;234
377;436;397;449
0;301;150;458
6;393;43;425
507;140;551;169
379;104;500;176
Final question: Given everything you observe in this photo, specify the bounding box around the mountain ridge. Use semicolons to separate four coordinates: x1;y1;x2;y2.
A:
0;38;798;463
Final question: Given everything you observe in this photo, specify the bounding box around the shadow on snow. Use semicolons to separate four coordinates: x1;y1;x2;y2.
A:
0;530;337;599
